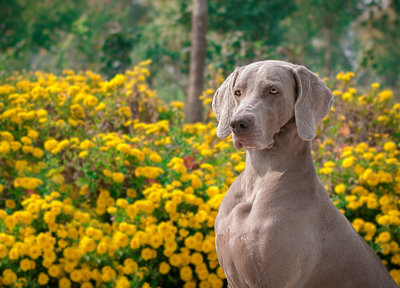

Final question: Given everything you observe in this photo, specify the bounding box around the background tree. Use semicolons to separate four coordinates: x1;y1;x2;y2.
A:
357;0;400;86
187;0;208;123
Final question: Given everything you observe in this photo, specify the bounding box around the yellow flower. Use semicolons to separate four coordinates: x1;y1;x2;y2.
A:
127;188;137;198
180;266;193;282
0;244;7;258
170;101;184;109
384;141;396;152
2;269;17;285
363;152;374;160
159;262;170;274
38;272;49;285
48;264;61;278
95;102;106;111
44;139;58;151
112;172;125;183
0;141;11;154
70;269;82;282
20;258;34;271
371;82;380;89
378;90;393;102
59;277;71;288
5;199;15;209
378;232;391;243
169;254;182;267
103;169;112;177
334;184;346;195
342;156;354;168
96;241;107;255
9;247;20;260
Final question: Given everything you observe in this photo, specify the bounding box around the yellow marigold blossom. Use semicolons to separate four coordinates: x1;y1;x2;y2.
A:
353;164;364;176
95;102;106;111
70;269;83;282
371;82;380;89
342;92;352;102
169;253;182;267
2;269;17;285
130;237;140;249
352;218;364;232
168;157;187;174
180;266;193;282
342;156;354;168
351;186;368;196
386;158;397;164
377;115;389;123
112;172;125;183
96;241;107;255
334;184;346;195
361;169;379;186
159;261;171;274
127;188;137;198
377;231;391;243
5;199;15;209
32;147;44;158
20;258;35;271
0;140;11;154
384;141;396;152
366;197;379;209
234;161;245;172
102;169;112;177
38;272;49;285
363;152;374;160
83;94;98;107
123;258;139;274
189;174;202;189
141;247;156;260
149;152;162;162
13;177;43;190
44;139;58;151
59;277;71;288
135;166;164;179
323;161;335;167
319;167;333;175
80;140;94;150
378;90;393;102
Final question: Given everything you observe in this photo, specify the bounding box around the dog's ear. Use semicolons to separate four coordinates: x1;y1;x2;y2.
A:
212;67;242;138
292;65;333;141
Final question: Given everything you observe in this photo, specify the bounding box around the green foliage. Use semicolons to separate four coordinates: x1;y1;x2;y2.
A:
1;0;400;94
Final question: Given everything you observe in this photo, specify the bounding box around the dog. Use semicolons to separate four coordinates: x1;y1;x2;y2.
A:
212;60;398;287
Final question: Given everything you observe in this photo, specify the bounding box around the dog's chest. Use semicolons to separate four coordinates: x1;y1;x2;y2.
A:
215;197;268;287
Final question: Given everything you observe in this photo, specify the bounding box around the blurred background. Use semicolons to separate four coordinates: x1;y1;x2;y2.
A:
1;0;399;103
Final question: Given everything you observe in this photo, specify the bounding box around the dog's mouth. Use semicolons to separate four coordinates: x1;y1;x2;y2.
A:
232;134;274;150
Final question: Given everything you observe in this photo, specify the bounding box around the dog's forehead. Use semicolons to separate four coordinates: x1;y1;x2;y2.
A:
238;61;294;88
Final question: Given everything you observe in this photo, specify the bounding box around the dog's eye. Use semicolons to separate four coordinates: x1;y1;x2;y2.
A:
270;88;279;94
234;90;241;97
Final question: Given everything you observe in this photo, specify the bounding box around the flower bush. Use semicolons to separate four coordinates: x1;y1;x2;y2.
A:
0;63;400;287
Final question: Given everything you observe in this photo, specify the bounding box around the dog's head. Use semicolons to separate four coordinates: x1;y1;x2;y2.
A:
212;60;333;150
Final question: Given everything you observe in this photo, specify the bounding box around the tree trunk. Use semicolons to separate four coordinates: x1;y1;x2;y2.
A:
186;0;207;123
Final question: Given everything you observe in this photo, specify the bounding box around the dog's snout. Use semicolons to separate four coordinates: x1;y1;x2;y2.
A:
230;115;254;135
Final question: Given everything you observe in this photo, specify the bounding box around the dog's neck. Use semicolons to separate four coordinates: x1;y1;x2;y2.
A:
244;117;317;182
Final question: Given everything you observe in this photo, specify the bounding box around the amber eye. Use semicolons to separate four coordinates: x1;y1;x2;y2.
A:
234;90;241;97
270;88;279;94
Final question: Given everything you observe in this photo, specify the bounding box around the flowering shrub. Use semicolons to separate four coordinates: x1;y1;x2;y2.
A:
0;64;400;287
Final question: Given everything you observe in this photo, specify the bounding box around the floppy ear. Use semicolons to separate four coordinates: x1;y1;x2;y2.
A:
212;67;242;138
292;65;333;141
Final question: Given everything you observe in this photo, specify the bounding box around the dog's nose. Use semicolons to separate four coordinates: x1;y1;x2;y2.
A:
230;115;253;135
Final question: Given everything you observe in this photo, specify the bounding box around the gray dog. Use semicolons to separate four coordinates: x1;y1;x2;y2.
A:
212;60;398;288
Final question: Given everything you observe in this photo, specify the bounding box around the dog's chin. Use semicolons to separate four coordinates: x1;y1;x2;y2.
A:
232;135;274;150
